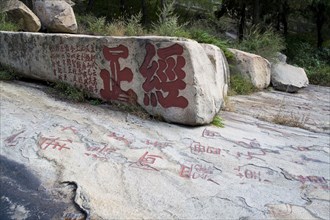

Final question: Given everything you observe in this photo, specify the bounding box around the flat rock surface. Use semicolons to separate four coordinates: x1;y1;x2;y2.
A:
1;81;329;219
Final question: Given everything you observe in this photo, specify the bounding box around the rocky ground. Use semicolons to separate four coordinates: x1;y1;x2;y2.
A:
0;80;329;220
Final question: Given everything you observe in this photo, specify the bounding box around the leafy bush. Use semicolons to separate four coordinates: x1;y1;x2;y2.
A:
228;74;258;95
151;1;190;38
211;115;225;128
0;13;19;31
125;12;144;36
234;25;286;62
76;13;144;36
189;29;233;59
52;82;87;102
285;35;330;86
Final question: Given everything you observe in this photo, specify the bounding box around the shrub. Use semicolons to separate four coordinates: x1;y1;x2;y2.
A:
228;74;258;95
151;1;190;38
0;13;20;31
76;13;144;36
211;115;225;128
234;25;286;62
125;12;144;36
189;29;233;59
52;82;87;102
285;35;330;86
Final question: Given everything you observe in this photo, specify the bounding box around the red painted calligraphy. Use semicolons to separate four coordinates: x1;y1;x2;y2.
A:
84;145;117;162
61;126;78;134
129;151;162;171
179;163;213;180
234;166;271;183
4;130;25;147
144;139;172;148
139;43;188;108
100;45;136;103
190;141;221;155
202;128;222;138
108;131;133;146
38;135;71;151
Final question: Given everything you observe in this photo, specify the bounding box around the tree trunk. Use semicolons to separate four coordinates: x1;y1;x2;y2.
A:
252;0;260;24
316;2;325;48
238;2;246;41
281;0;289;36
86;0;95;12
141;0;147;25
120;0;125;16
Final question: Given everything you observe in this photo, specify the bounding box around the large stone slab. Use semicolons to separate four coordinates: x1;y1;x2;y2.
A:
1;80;329;219
271;63;309;93
201;44;230;107
229;48;271;89
0;31;222;125
32;0;78;33
0;0;41;32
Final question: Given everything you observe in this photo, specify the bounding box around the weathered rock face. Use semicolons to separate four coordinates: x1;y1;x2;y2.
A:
0;0;41;32
229;48;271;89
271;63;309;93
0;31;223;125
201;44;230;106
32;0;77;33
1;80;329;219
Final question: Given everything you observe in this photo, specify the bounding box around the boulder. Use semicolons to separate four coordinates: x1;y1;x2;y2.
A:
271;63;309;93
32;0;77;33
201;44;230;107
0;32;224;125
0;0;41;32
229;48;271;89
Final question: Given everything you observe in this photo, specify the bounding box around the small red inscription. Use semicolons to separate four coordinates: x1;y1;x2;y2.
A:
38;135;71;151
234;166;272;183
143;139;172;148
296;175;329;190
61;126;78;134
202;128;222;138
129;151;162;171
84;145;117;161
100;45;137;103
179;163;213;180
139;43;188;108
190;141;221;155
4;130;25;147
108;131;133;146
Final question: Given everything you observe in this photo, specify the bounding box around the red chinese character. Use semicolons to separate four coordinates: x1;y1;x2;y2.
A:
4;130;25;147
192;164;213;179
100;45;137;103
130;151;162;171
38;136;71;151
139;43;188;108
179;164;193;178
202;128;222;138
190;141;205;154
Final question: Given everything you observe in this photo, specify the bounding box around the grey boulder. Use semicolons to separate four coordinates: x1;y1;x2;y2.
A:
271;63;309;93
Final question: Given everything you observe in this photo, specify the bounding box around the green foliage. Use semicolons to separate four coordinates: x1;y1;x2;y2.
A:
285;35;330;86
0;70;15;80
0;13;19;31
211;115;225;128
151;1;190;38
189;29;233;59
233;25;286;62
229;74;258;95
76;13;144;36
0;65;21;80
125;12;144;36
52;82;86;102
